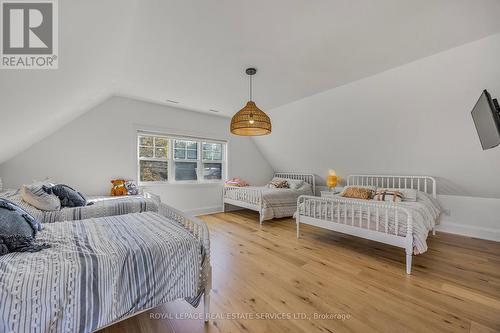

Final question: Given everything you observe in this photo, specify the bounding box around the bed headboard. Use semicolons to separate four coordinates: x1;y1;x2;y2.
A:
347;174;436;198
274;172;316;195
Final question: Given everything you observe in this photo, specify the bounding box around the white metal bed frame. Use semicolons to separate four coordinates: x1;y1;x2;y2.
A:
296;175;438;274
223;172;316;224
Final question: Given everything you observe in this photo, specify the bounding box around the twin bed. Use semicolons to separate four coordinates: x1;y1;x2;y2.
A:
296;175;441;274
223;172;316;224
0;191;211;332
3;190;160;223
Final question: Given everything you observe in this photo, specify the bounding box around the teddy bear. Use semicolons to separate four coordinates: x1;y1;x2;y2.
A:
110;179;128;196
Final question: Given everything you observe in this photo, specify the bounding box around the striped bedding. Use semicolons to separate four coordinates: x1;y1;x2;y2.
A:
0;210;206;333
0;191;159;223
297;192;441;254
225;186;313;221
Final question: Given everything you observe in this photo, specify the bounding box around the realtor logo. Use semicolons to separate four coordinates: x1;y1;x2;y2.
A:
1;0;58;69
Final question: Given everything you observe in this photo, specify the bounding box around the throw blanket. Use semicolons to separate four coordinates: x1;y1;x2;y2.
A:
297;192;441;254
1;193;159;223
0;212;202;333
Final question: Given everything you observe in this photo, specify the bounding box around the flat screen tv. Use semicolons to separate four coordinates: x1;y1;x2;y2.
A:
471;90;500;150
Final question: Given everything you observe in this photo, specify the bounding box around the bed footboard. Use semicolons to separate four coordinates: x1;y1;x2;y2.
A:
296;195;414;274
223;186;264;223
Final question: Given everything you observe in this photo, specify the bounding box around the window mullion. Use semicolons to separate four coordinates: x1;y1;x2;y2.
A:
169;138;174;183
197;141;202;182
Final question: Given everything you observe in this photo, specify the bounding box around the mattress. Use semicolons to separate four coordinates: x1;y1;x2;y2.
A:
0;210;204;333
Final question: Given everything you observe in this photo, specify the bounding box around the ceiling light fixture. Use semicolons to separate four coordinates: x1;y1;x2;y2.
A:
230;68;271;136
209;109;220;113
166;99;179;104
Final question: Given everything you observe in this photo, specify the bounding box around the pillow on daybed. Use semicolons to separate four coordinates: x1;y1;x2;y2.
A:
0;198;49;255
340;185;376;200
268;178;289;189
282;178;304;190
225;178;249;187
297;182;313;193
377;188;418;202
374;189;404;202
21;182;61;211
43;184;87;208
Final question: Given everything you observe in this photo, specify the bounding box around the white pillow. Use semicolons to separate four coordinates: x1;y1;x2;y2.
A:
21;182;61;211
297;182;313;194
380;188;417;202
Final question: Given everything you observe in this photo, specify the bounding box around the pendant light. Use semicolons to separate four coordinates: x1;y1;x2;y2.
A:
230;68;272;136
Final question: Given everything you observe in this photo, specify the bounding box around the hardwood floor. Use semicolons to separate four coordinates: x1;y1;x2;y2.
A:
100;210;500;333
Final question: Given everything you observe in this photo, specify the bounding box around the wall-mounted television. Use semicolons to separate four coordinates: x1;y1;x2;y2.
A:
471;90;500;150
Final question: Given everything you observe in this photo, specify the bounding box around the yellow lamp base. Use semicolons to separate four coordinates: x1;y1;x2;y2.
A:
326;175;337;190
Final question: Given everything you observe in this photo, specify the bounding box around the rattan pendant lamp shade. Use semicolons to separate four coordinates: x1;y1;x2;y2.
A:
230;68;271;136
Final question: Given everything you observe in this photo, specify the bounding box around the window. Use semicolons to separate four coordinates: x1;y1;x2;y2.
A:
137;133;227;184
202;142;223;180
173;139;198;181
138;136;168;182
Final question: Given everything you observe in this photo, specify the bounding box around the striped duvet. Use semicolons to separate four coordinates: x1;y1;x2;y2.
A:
0;210;205;333
1;192;159;223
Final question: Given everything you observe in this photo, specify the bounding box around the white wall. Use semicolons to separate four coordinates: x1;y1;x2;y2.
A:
0;96;274;214
254;33;500;240
437;195;500;242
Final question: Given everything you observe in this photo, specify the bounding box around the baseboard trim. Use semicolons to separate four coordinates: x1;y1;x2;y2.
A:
437;221;500;242
185;206;223;216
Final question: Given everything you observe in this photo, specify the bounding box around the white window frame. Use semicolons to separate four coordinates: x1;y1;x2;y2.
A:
137;132;227;185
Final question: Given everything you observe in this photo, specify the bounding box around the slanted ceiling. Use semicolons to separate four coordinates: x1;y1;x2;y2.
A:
1;0;500;164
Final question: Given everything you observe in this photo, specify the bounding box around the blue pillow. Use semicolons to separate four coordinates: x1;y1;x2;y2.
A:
0;198;48;255
43;184;87;208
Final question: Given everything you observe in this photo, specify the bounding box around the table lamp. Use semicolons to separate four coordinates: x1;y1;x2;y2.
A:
326;169;337;191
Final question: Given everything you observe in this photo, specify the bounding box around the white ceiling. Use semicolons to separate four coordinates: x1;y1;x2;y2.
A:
1;0;500;163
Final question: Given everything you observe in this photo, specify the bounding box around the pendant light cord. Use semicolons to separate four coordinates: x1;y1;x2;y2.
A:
249;74;253;101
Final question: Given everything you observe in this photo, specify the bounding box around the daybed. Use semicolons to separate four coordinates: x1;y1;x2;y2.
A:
296;175;441;274
0;202;211;332
223;172;315;224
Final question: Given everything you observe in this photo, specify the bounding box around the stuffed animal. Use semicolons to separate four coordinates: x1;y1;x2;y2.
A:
125;181;139;195
110;179;128;196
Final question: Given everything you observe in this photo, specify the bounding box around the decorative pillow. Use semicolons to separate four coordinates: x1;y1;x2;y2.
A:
341;186;375;200
125;181;139;195
374;190;404;202
21;183;61;211
379;188;418;202
268;178;289;189
282;178;304;190
225;178;249;187
43;184;87;208
0;198;49;255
